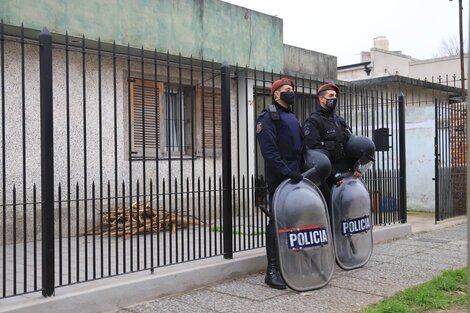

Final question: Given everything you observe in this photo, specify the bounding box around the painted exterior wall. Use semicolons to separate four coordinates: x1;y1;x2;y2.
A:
0;0;284;72
1;39;273;242
283;44;337;81
410;55;469;86
369;49;411;77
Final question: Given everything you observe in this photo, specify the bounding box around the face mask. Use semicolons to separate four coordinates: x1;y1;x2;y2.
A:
325;98;337;111
279;91;295;105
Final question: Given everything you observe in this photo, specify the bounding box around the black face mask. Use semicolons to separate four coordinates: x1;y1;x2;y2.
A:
279;91;295;105
325;98;337;111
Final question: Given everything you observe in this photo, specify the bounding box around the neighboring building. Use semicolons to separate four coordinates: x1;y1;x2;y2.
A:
338;36;466;213
338;36;468;88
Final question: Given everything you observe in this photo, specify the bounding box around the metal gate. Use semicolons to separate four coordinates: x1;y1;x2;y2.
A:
434;99;467;221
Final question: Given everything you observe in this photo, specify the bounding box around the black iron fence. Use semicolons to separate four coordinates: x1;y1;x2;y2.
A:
1;23;462;299
435;99;467;221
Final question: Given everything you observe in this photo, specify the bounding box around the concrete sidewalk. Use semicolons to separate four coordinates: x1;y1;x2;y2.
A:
110;216;467;313
0;215;466;313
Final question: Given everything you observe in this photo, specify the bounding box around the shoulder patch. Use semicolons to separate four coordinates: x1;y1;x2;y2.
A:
257;109;268;118
256;122;263;134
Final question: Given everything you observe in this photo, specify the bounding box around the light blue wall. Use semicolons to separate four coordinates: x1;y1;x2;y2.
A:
0;0;284;72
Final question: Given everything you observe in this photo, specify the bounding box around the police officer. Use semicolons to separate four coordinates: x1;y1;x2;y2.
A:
256;77;303;289
303;83;361;211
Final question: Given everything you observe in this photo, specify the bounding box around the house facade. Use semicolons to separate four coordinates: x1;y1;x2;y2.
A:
0;0;337;243
338;36;466;213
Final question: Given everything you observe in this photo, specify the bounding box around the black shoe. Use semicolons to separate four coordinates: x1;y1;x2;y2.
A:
264;269;287;289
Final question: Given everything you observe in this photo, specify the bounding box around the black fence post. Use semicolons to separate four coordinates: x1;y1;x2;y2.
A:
39;27;55;297
433;98;440;223
398;93;407;223
221;62;233;259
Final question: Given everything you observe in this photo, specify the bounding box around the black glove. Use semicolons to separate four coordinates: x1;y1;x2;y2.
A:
334;173;344;186
287;171;303;183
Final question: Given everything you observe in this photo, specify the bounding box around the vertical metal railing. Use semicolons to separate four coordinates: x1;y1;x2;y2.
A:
39;27;54;297
221;62;232;259
6;24;467;300
398;93;407;223
435;97;467;221
0;19;5;298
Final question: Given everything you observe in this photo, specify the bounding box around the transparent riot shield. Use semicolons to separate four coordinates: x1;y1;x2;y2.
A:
272;176;335;291
331;173;373;270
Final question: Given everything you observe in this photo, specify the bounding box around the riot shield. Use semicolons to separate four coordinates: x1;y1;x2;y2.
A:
331;173;373;270
272;174;335;291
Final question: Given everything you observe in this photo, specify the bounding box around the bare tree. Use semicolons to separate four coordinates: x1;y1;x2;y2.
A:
434;35;467;57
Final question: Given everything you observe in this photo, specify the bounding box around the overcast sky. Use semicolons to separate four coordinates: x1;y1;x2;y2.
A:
222;0;469;66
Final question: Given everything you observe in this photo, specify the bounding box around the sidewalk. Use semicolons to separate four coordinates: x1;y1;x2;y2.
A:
0;214;466;313
111;214;467;313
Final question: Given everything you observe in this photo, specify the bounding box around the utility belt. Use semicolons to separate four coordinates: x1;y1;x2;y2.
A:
321;140;345;161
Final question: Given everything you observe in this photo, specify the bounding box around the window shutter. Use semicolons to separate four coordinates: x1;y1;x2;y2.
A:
201;86;222;155
131;79;162;154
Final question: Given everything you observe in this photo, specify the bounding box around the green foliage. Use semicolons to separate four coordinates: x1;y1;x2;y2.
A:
358;268;467;313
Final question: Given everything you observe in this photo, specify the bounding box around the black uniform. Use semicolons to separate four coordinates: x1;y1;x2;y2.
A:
256;102;303;289
303;106;354;207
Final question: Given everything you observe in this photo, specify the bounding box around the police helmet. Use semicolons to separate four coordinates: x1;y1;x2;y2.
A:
345;136;376;173
303;149;331;185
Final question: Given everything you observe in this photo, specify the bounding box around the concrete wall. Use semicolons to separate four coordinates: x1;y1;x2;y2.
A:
0;0;284;72
369;49;411;77
410;55;469;87
283;44;337;81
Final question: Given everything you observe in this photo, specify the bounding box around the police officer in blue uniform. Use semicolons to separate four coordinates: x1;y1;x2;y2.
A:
256;77;303;289
302;83;361;212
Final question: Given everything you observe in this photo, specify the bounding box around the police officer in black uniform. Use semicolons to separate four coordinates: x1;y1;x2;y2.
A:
303;83;361;212
256;77;303;289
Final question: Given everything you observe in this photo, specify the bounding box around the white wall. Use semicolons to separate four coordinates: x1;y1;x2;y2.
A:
410;55;469;88
370;49;411;77
404;105;436;211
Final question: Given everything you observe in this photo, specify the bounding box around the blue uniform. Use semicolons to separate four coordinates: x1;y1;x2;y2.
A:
256;102;303;198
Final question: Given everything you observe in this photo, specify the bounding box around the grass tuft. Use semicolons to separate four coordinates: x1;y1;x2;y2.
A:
358;267;467;313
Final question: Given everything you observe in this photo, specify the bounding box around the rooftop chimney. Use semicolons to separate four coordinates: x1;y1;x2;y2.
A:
374;36;389;51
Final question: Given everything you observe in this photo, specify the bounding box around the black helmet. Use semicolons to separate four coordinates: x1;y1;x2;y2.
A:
345;136;376;173
303;149;331;185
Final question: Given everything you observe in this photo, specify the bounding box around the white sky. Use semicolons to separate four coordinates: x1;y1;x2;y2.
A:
221;0;469;66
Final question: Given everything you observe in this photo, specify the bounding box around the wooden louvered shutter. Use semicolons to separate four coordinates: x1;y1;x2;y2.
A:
198;86;222;156
131;79;163;156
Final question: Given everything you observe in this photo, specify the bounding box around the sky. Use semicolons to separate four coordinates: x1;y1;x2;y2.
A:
221;0;469;66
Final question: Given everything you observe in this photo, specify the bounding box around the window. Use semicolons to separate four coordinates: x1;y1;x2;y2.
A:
164;86;186;153
130;78;222;159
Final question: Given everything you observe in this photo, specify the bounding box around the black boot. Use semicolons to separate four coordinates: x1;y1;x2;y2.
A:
264;258;286;289
264;204;286;290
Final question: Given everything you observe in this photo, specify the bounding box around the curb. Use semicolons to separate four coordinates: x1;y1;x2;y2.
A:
0;222;427;313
